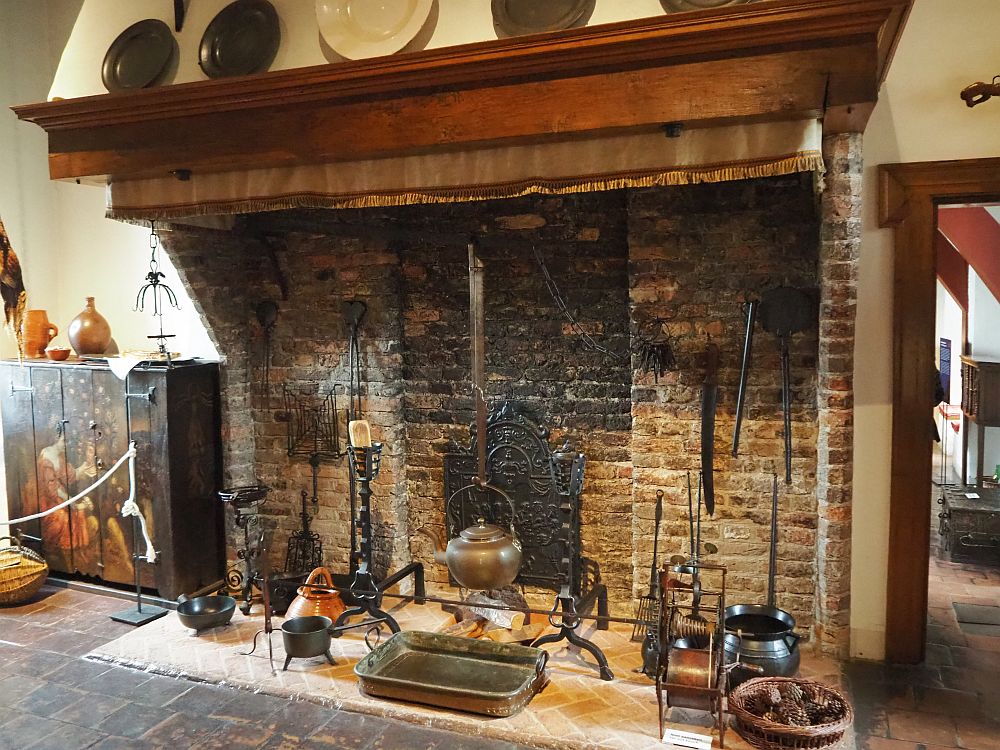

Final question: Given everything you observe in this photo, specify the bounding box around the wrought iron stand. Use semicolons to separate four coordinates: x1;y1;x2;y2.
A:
531;446;614;680
218;485;269;615
333;440;425;635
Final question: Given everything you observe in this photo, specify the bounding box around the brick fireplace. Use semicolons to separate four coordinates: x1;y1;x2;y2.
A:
156;132;860;655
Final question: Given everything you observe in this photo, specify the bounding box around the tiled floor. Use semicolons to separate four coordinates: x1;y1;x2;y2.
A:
846;480;1000;750
0;586;530;749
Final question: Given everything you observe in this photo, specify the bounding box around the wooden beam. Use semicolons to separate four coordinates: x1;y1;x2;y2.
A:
879;157;1000;664
13;0;909;182
43;43;873;182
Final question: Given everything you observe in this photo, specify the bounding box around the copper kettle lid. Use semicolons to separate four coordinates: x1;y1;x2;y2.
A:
459;518;507;542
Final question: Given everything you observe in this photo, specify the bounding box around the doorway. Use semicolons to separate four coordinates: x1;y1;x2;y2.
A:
881;157;1000;663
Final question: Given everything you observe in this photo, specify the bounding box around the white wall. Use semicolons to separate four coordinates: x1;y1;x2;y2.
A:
48;183;218;358
964;269;1000;484
49;0;669;99
1;0;217;361
934;280;963;478
852;0;1000;659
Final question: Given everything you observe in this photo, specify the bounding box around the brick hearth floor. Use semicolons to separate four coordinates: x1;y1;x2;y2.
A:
1;584;842;750
1;577;997;750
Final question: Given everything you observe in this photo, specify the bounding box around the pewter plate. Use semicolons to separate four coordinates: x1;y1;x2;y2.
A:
102;19;175;92
316;0;433;61
355;631;548;717
492;0;594;38
660;0;753;12
199;0;281;79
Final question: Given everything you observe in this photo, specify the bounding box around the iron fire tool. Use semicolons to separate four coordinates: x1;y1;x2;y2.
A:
332;420;425;635
731;299;758;457
638;492;664;676
731;287;813;484
722;473;801;685
634;489;664;645
700;343;720;516
253;300;278;399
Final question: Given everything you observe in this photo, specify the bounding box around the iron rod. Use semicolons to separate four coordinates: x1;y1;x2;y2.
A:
732;300;757;457
768;472;779;608
286;582;722;627
780;335;793;484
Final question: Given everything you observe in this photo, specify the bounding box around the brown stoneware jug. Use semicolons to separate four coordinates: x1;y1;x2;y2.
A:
285;567;345;621
21;310;58;358
67;296;112;355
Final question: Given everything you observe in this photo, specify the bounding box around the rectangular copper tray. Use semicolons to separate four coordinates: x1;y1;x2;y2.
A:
354;630;548;717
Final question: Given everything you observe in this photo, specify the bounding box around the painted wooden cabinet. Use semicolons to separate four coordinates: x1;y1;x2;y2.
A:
0;360;224;599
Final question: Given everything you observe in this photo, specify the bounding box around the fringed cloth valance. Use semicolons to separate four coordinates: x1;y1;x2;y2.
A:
106;119;824;221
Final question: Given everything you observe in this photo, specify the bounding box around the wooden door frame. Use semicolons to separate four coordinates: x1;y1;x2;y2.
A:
879;157;1000;663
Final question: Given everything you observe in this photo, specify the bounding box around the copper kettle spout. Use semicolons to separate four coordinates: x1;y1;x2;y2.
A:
416;526;448;566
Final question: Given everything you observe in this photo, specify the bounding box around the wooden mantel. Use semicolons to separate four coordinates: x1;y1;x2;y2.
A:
14;0;909;183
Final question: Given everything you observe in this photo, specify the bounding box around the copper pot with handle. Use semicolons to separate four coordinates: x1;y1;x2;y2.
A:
285;566;345;621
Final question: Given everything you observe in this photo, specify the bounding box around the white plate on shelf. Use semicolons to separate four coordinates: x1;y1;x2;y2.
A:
316;0;433;60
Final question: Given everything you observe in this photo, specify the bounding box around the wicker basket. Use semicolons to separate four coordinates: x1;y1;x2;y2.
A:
729;677;853;749
0;536;49;605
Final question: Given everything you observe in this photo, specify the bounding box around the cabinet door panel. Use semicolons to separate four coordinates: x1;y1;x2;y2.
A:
61;369;102;577
92;370;133;586
0;365;40;543
124;370;160;590
29;368;75;573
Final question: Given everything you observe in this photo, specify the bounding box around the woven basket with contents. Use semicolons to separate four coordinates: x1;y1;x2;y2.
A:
0;536;48;605
729;676;853;749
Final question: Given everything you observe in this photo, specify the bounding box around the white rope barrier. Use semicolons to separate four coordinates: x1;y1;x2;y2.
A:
1;441;156;563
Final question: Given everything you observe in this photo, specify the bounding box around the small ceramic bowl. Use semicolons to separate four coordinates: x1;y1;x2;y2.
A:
45;347;71;361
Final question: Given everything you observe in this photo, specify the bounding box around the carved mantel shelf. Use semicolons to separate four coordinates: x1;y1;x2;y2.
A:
14;0;909;183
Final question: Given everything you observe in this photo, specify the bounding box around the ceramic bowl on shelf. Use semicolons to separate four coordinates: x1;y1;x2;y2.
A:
45;347;71;361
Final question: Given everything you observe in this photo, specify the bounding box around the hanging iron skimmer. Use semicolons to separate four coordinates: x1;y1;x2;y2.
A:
134;221;181;360
757;287;814;484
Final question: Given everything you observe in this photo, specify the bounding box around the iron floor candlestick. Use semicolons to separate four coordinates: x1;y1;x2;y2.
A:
110;514;167;626
218;484;270;615
333;440;425;635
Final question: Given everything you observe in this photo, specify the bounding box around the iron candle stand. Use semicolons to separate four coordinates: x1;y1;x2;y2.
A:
218;484;270;615
333;440;425;635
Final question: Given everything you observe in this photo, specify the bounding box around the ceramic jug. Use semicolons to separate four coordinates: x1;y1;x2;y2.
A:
21;310;58;358
67;297;112;356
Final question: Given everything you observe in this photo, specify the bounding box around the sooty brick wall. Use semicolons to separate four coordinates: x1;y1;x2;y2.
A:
158;175;848;637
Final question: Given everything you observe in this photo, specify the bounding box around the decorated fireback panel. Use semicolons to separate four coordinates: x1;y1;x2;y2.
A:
444;400;580;591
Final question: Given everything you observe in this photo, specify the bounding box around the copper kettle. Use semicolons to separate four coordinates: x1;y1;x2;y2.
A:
418;487;522;590
285;567;345;621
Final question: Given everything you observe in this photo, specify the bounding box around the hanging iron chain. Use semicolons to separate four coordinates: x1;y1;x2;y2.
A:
530;244;624;362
